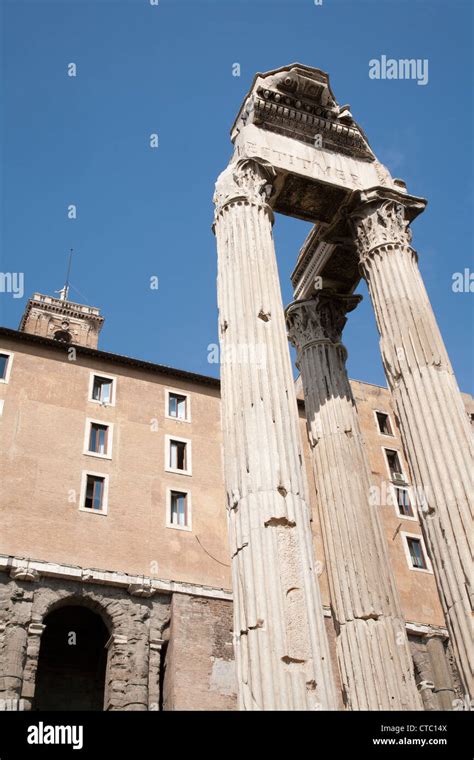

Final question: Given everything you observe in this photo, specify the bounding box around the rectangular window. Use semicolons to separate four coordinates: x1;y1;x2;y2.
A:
92;375;113;404
84;475;105;511
0;354;9;380
406;536;428;570
165;435;192;476
395;487;414;517
385;449;405;482
0;352;13;383
170;440;187;470
89;423;108;455
170;490;188;527
168;393;187;420
376;411;393;436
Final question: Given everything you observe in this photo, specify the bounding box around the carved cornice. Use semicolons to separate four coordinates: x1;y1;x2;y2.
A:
19;294;103;333
286;290;361;353
232;65;375;161
10;565;40;582
128;581;156;598
0;554;233;601
213;158;276;218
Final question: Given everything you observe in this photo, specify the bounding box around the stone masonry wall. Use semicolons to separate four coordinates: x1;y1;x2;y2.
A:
0;572;170;711
0;570;461;712
163;593;237;711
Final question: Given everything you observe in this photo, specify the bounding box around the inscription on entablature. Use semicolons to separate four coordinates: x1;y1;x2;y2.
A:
235;137;389;194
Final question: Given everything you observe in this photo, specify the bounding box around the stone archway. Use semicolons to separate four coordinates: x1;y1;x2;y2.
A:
34;605;108;711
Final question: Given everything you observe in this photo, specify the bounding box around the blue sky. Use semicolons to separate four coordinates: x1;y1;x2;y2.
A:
1;0;472;391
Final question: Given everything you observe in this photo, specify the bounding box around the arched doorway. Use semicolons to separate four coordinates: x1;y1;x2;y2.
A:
34;605;109;711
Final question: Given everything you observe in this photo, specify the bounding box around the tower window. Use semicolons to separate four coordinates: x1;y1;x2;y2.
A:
395;487;414;518
385;449;405;483
170;491;188;527
166;389;191;422
83;475;106;512
91;375;114;404
375;411;393;436
405;536;429;570
83;419;113;460
170;440;187;470
0;352;13;383
53;330;72;343
168;393;187;420
165;436;192;475
89;423;109;455
0;354;10;380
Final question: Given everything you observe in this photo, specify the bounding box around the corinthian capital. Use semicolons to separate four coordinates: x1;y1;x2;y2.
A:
349;188;426;262
213;158;276;216
286;290;361;354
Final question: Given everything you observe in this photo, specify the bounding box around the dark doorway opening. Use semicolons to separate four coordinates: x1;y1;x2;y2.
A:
35;605;108;711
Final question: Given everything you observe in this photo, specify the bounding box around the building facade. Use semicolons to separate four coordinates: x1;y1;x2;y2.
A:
0;290;471;710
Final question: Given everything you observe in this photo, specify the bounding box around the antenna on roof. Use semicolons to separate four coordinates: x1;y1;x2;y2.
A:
56;249;74;301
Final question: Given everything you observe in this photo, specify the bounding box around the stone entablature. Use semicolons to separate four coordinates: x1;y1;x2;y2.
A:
232;65;375;160
0;555;232;602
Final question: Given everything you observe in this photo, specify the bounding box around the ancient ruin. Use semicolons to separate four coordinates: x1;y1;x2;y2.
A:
213;64;472;710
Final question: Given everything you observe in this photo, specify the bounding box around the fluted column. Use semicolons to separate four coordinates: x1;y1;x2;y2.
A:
350;188;473;696
286;291;422;710
213;158;337;710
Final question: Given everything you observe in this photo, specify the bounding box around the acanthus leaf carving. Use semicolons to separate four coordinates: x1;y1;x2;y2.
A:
286;290;361;353
350;200;413;259
213;158;276;216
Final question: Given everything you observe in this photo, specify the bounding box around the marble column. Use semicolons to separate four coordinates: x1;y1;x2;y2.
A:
286;290;422;710
350;188;473;696
213;158;338;710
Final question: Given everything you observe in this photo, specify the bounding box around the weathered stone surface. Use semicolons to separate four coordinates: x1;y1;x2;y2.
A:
0;573;170;711
213;158;337;710
163;593;236;711
286;290;421;710
409;634;460;711
350;188;473;697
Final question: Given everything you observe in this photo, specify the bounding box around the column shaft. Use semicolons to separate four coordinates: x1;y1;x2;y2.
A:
352;194;473;696
213;159;337;710
286;293;422;710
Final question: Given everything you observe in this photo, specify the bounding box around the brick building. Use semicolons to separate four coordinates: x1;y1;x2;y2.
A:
0;291;471;710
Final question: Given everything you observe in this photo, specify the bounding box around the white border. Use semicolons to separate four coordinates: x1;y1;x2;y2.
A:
79;470;109;515
0;350;14;384
165;388;191;423
373;408;394;437
401;530;433;574
382;446;407;484
166;487;192;531
391;483;417;522
88;371;116;407
83;418;114;460
0;399;4;417
165;434;192;476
